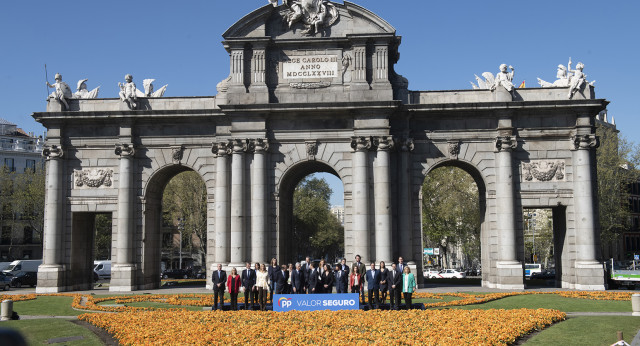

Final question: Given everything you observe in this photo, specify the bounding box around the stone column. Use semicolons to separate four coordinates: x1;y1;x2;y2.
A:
230;139;247;267
572;134;599;262
494;135;523;289
373;136;394;263
111;143;136;292
351;136;372;262
213;141;231;265
571;133;605;289
398;138;414;260
495;136;518;263
37;145;65;293
251;139;269;264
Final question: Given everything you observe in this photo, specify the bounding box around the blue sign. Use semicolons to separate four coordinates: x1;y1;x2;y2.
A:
635;254;639;261
424;248;434;255
273;293;360;312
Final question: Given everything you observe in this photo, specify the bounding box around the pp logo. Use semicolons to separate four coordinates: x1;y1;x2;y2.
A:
278;297;292;308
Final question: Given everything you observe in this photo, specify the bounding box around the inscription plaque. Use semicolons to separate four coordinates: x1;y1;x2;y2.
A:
283;55;339;79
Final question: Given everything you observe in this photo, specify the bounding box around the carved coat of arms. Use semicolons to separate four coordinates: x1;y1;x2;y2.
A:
284;0;339;36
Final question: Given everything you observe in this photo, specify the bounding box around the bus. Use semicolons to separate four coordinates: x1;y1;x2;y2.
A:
524;263;542;277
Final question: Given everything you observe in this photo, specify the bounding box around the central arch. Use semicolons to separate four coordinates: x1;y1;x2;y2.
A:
141;164;211;289
420;159;488;281
276;160;345;264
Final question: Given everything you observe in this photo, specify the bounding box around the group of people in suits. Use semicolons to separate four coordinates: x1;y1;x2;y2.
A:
210;255;417;311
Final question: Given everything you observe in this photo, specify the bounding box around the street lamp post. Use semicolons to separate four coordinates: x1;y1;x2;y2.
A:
178;218;184;270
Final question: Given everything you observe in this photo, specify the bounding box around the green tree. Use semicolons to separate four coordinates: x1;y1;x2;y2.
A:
12;167;45;241
597;124;640;245
162;171;207;264
94;214;112;260
422;166;481;268
293;176;343;261
523;209;554;268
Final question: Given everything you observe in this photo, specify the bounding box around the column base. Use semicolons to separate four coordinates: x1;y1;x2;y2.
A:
36;265;66;293
495;261;524;290
110;264;137;292
227;263;246;270
567;261;606;290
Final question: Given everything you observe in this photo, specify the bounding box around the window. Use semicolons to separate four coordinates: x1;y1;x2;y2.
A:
162;233;172;247
3;158;14;172
25;159;36;172
23;227;33;244
1;226;11;245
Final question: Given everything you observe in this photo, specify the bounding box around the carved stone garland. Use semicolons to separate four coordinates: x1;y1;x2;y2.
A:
522;161;565;182
74;168;114;188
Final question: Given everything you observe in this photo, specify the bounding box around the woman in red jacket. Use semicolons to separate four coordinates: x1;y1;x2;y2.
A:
227;267;242;311
349;266;363;304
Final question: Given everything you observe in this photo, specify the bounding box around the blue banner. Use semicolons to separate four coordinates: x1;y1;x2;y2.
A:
273;293;360;312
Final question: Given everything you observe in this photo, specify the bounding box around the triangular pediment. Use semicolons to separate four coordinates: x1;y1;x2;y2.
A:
223;1;396;40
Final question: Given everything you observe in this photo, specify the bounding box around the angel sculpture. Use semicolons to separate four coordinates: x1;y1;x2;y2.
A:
491;64;515;92
283;0;339;36
135;79;168;98
74;79;100;99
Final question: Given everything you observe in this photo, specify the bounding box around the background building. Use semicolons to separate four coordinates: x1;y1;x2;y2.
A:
330;205;345;226
0;118;45;261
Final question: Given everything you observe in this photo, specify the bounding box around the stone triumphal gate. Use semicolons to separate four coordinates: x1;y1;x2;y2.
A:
34;2;606;292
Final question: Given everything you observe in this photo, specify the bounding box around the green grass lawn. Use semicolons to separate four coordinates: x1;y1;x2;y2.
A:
13;296;83;316
525;316;640;345
1;319;103;346
450;294;631;312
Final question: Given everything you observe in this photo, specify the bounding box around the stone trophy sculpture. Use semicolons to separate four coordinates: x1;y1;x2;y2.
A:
280;0;339;36
118;74;138;109
46;73;73;109
74;79;100;99
135;79;168;98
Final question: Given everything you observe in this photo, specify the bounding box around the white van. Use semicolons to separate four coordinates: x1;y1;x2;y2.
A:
0;262;12;272
3;260;42;275
94;260;111;279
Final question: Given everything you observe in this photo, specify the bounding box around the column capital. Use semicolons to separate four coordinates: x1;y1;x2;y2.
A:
232;139;248;154
212;141;232;157
114;143;135;158
373;136;395;151
571;134;599;150
42;144;64;159
250;138;269;153
495;136;517;152
351;136;372;152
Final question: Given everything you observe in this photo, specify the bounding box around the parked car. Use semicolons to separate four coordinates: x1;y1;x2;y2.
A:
161;269;193;279
423;269;440;278
11;271;37;288
530;269;555;280
0;272;12;291
432;269;466;279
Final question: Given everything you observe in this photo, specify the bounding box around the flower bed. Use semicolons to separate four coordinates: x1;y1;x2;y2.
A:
79;308;566;345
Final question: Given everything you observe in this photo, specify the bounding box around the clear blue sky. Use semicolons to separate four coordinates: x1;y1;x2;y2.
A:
1;0;638;205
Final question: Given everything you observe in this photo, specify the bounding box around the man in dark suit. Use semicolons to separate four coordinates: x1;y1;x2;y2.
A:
366;262;380;309
352;255;366;304
211;263;227;311
301;257;312;293
274;264;289;294
241;262;256;310
388;262;402;310
397;257;406;274
291;263;305;294
340;258;349;272
307;263;319;293
334;263;348;293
